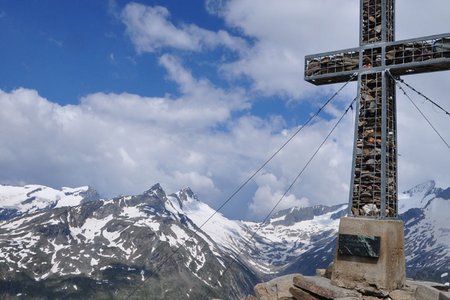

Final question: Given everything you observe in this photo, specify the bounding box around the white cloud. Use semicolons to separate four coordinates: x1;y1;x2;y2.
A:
158;54;249;115
396;0;450;40
121;2;247;53
81;55;248;131
395;73;450;192
172;171;219;197
205;0;227;16
0;87;222;199
394;0;450;197
121;1;360;100
215;0;359;99
250;183;310;217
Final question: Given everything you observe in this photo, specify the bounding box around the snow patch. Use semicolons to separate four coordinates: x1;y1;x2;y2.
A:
120;206;146;218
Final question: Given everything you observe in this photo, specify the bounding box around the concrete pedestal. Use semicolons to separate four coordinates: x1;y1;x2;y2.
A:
331;217;405;291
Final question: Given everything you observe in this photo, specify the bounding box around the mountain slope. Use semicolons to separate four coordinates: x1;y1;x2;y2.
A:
400;181;450;281
167;188;346;278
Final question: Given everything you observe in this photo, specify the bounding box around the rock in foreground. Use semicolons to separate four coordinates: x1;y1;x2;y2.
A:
248;272;450;300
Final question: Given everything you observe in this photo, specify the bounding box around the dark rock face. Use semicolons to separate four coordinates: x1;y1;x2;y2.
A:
20;196;37;205
36;223;71;237
79;187;101;204
436;187;450;200
0;208;19;221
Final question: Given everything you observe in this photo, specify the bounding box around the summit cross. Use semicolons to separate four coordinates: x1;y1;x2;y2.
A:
305;0;450;219
304;0;450;291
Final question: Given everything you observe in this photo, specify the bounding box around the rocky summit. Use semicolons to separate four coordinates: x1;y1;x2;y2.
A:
0;180;448;299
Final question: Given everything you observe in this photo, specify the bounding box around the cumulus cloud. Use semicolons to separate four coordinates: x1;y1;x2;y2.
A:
215;0;359;99
0;87;226;199
121;2;247;53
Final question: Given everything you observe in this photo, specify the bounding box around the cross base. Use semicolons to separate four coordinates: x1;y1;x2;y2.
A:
331;217;405;291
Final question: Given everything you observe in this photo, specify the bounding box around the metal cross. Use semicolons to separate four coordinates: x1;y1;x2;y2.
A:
305;0;450;218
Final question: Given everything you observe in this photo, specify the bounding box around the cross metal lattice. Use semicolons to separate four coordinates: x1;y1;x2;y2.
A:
305;0;450;218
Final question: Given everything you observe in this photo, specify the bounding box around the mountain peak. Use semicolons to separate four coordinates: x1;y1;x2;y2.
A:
404;180;436;197
399;180;440;213
167;187;198;210
143;183;166;197
178;187;198;202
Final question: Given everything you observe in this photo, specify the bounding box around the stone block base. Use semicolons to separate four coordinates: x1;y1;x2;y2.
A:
331;217;405;291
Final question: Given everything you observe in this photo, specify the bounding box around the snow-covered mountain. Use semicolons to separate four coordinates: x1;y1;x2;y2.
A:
0;184;257;299
399;180;450;281
0;180;448;298
0;184;100;220
167;188;346;276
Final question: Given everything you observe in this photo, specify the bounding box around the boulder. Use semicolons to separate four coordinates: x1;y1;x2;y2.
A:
293;275;361;299
389;288;415;300
289;286;321;300
399;280;450;300
254;274;301;300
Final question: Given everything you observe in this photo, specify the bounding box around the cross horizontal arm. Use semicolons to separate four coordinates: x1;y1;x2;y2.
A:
387;33;450;76
305;47;360;85
305;33;450;86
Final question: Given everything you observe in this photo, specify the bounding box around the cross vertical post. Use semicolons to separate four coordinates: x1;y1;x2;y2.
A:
349;0;398;219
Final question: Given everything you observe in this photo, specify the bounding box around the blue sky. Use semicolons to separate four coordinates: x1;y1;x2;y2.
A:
1;0;179;103
0;0;449;220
